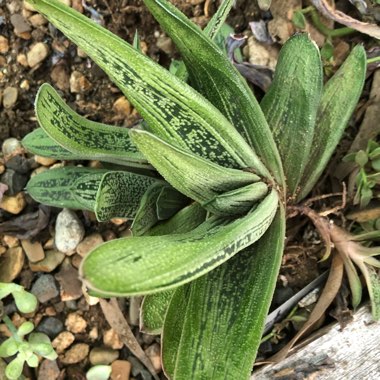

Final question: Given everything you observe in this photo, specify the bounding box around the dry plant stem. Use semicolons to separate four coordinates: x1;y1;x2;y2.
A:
99;298;159;380
269;253;344;362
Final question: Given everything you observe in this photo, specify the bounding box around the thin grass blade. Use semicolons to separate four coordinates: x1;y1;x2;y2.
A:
79;190;279;296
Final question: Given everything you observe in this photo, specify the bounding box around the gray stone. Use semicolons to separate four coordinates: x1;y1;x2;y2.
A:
31;274;59;303
36;317;64;339
0;169;28;195
55;209;85;254
2;138;22;157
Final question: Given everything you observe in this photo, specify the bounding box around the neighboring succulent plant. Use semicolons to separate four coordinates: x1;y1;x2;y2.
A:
22;0;366;378
0;283;57;380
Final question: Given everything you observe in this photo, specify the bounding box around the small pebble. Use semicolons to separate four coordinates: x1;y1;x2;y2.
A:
36;317;64;339
70;71;92;93
38;359;60;380
70;253;82;268
145;343;161;373
52;331;75;354
28;13;47;27
0;35;9;54
55;209;85;254
65;312;87;334
29;250;65;272
3;235;19;248
89;347;119;366
111;360;132;380
76;233;104;257
156;35;174;55
0;246;6;255
2;138;22;157
31;274;59;303
0;247;24;282
3;87;18;109
10;13;31;35
20;79;30;90
0;192;26;214
60;343;89;364
103;328;123;350
55;258;83;301
50;64;70;91
35;155;57;167
21;239;45;262
89;326;99;340
17;53;28;67
113;96;132;118
27;42;49;68
1;169;28;195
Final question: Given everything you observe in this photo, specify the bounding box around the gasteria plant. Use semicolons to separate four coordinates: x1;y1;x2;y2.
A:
22;0;366;378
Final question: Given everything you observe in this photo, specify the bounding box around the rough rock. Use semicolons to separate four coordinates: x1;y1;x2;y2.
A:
38;359;60;380
29;250;65;272
89;347;119;365
2;138;22;157
69;71;92;93
27;42;49;68
103;328;123;350
0;169;28;195
55;258;83;301
111;360;132;380
65;312;87;334
0;36;9;54
21;239;45;262
144;343;161;373
0;192;26;214
36;317;64;339
76;233;104;257
31;274;59;303
0;247;24;282
113;97;132;118
60;343;89;364
52;331;75;354
55;209;85;254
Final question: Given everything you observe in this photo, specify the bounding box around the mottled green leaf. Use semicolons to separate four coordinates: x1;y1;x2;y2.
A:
17;322;34;337
203;0;234;40
27;0;259;171
0;338;18;358
202;181;268;216
162;205;285;379
94;171;160;222
22;128;89;161
140;290;173;334
130;129;260;212
298;46;366;201
143;0;282;183
34;84;150;169
80;190;279;296
155;186;189;220
5;356;24;380
26;167;108;210
12;289;37;314
261;34;323;196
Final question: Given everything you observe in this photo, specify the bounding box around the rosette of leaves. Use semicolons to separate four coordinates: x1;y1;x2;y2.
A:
23;0;366;378
0;283;57;380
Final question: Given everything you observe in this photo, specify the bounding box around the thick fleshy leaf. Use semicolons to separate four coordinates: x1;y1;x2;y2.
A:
131;184;188;236
93;171;161;222
5;356;24;380
12;290;38;314
140;203;207;334
0;338;18;358
202;181;268;216
130;129;260;210
34;84;150;169
27;0;260;172
80;190;279;296
203;0;234;39
162;205;285;379
0;283;19;300
143;0;281;184
140;290;173;334
297;45;366;201
22;128;89;161
28;333;56;358
26;167;108;211
146;202;207;236
261;33;323;196
17;322;34;337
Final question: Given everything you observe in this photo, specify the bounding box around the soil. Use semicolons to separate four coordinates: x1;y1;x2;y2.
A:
0;0;379;379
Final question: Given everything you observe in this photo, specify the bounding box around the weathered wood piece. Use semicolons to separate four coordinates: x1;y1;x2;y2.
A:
252;305;380;379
